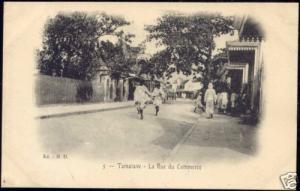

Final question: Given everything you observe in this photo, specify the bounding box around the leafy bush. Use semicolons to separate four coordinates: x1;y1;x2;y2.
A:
76;81;93;102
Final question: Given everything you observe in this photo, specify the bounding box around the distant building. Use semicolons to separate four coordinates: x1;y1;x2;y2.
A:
176;78;202;99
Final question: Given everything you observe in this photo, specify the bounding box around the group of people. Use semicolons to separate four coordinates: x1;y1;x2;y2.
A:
193;82;217;119
133;80;165;120
133;78;251;120
194;80;251;119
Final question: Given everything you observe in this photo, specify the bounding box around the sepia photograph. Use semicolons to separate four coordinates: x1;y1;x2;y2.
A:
2;2;298;189
35;9;263;162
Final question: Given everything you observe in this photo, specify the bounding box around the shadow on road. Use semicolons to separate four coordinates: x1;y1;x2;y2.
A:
183;115;258;156
152;118;193;150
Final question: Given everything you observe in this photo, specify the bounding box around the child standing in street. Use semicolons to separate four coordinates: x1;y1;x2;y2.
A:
194;91;205;113
152;83;164;116
204;82;217;119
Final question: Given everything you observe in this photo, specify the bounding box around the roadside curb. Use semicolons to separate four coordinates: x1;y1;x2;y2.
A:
163;119;198;161
37;104;135;119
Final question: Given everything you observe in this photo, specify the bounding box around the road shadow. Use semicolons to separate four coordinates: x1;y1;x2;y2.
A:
152;118;193;150
183;114;258;156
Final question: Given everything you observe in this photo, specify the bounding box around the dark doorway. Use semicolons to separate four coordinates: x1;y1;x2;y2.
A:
110;82;113;100
228;69;243;93
128;79;135;100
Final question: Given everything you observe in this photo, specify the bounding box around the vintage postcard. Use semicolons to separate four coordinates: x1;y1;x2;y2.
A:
2;2;298;189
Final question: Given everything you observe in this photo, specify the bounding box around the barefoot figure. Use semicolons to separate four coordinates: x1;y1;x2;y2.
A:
134;80;151;120
152;83;164;116
194;91;205;113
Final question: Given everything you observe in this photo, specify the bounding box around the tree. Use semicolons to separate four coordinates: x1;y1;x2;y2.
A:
99;31;138;80
37;12;130;80
140;49;171;80
145;12;234;84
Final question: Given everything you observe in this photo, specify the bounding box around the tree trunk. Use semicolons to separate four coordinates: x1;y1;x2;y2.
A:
206;33;214;85
206;51;212;82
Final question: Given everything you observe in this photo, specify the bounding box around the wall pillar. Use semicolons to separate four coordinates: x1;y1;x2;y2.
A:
91;74;102;102
118;79;124;101
111;79;116;101
251;47;260;110
104;77;110;101
123;79;129;101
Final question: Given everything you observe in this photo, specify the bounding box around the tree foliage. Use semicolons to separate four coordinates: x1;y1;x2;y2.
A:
145;12;234;83
37;12;131;80
99;34;137;79
139;49;171;80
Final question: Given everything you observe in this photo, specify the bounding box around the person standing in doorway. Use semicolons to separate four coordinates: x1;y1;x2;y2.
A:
219;81;228;114
230;91;238;116
134;80;151;120
225;76;232;113
204;82;217;119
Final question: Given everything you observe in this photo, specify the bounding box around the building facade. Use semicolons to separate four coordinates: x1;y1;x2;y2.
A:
226;16;264;116
93;66;132;102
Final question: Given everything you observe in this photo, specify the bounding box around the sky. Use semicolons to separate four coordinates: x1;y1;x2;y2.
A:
99;7;239;56
22;2;240;56
5;2;245;76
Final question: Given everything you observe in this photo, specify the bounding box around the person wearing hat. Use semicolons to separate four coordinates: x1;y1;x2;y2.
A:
134;80;151;119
